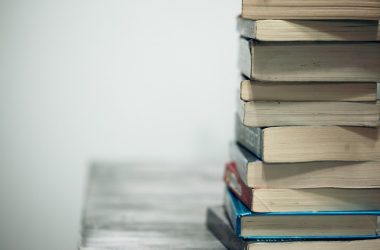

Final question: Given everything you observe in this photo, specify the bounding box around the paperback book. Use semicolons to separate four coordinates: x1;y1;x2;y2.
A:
237;17;380;42
223;189;380;240
230;143;380;189
224;162;380;212
239;38;380;82
235;115;380;163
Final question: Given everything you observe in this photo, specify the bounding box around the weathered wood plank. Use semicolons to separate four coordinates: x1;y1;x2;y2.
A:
80;162;225;249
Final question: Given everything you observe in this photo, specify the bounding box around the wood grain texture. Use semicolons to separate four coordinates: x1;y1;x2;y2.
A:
79;162;225;249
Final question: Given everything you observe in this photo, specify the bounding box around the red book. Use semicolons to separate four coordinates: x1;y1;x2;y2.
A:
223;162;253;210
223;161;380;212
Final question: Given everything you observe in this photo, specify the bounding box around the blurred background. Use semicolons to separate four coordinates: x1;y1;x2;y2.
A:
0;0;239;249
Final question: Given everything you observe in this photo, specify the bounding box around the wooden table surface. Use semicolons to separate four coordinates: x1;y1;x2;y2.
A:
79;162;225;249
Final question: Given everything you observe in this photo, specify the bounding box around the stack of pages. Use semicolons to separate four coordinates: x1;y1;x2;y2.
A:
206;0;380;249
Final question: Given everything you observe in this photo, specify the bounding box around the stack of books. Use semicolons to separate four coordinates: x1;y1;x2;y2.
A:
207;1;380;249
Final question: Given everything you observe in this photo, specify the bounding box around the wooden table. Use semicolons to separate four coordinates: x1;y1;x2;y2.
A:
79;162;226;249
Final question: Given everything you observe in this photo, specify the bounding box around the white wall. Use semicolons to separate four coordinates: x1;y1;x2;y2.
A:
0;1;239;249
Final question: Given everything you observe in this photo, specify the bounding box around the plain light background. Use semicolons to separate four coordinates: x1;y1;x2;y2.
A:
0;0;240;249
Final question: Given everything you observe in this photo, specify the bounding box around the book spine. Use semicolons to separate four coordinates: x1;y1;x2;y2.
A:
238;38;253;79
223;187;240;236
237;16;256;39
235;114;263;159
229;143;249;185
206;207;247;250
224;162;254;211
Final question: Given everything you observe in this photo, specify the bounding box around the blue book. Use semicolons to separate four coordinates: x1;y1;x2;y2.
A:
224;189;380;240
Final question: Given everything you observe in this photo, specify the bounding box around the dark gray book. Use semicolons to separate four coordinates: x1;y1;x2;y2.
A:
206;205;380;250
206;206;247;250
229;142;380;189
239;37;380;82
234;114;380;163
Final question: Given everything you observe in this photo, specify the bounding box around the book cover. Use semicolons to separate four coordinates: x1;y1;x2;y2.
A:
224;162;254;209
235;114;263;159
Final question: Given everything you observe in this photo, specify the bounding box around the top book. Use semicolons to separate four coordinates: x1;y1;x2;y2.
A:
242;0;380;20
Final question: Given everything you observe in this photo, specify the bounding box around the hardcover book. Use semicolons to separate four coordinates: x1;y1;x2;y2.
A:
235;115;380;162
241;0;380;20
239;38;380;82
223;189;380;239
237;17;380;42
224;162;380;212
206;205;380;250
230;143;380;189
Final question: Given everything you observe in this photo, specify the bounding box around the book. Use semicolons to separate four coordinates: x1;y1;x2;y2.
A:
224;162;380;212
223;189;380;239
240;80;378;102
235;116;380;162
238;99;380;127
206;205;380;250
237;17;380;42
230;142;380;189
239;38;380;82
241;0;380;20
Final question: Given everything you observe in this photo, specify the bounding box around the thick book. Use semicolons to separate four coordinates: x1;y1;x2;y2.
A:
240;80;378;102
237;17;380;42
206;205;380;250
230;142;380;189
239;38;380;82
241;0;380;20
224;162;380;212
238;99;380;127
235;116;380;163
223;189;380;239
